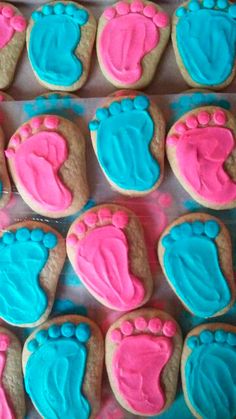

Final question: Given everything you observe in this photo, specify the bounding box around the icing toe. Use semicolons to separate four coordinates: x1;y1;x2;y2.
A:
28;3;90;87
89;96;161;192
24;321;92;419
108;313;178;415
0;5;26;49
67;206;146;310
6;115;73;213
0;226;58;325
167;108;236;206
183;326;236;418
161;218;232;317
98;0;169;85
174;0;236;87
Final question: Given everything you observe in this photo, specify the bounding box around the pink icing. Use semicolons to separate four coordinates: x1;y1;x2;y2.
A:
112;334;173;414
0;7;26;49
98;207;112;223
10;130;72;212
75;222;86;235
0;335;15;419
84;212;98;227
134;316;147;330
74;225;145;310
174;126;236;204
197;111;210;125
121;321;134;335
148;318;162;333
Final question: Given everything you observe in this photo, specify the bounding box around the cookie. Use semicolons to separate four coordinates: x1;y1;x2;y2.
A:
0;327;25;419
0;220;65;327
66;204;153;310
22;315;104;419
182;323;236;418
89;93;165;195
0;124;11;210
166;106;236;209
5;114;89;218
158;213;235;318
0;2;27;90
172;0;236;90
106;308;182;416
97;0;170;89
27;2;96;91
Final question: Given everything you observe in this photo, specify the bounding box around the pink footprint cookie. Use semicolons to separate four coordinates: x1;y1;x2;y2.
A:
106;309;182;416
97;0;170;89
5;115;89;218
0;327;26;419
66;204;153;310
0;3;27;89
167;106;236;209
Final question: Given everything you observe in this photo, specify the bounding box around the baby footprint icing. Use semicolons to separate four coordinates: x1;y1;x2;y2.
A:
23;317;104;419
89;95;165;194
106;310;182;415
183;325;236;418
174;0;236;87
160;216;234;318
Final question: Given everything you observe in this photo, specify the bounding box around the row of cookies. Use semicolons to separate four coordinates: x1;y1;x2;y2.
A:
0;93;235;216
2;310;236;418
2;0;236;91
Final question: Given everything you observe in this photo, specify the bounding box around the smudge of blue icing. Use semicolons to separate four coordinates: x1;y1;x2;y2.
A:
0;181;2;198
0;227;57;325
52;298;88;316
176;1;236;85
25;322;91;419
183;200;203;211
185;329;236;418
162;220;231;318
23;94;84;120
89;96;160;192
29;4;89;86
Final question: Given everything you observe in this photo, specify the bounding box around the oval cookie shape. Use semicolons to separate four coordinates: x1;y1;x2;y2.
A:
97;0;170;89
106;309;182;416
0;327;26;418
66;204;153;310
158;213;235;318
172;0;236;89
23;315;104;419
89;94;165;195
5;114;89;217
182;323;236;418
166;106;236;209
0;2;27;90
0;221;65;327
27;2;96;91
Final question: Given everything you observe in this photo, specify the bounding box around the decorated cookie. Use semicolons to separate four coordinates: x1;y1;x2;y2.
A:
172;0;236;89
0;3;26;90
67;204;153;310
158;213;235;318
0;124;11;210
97;0;170;89
27;2;96;91
182;323;236;418
106;309;182;416
23;315;104;419
89;94;165;195
5;114;89;218
166;106;236;209
0;220;65;327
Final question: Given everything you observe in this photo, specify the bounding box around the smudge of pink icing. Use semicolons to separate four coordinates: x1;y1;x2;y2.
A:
0;334;15;419
0;6;26;49
11;131;72;212
75;225;145;310
175;126;236;204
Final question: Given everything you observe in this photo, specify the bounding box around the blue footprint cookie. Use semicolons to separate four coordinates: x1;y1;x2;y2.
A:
182;324;236;418
0;221;66;327
23;315;104;419
172;0;236;89
158;213;235;318
27;2;96;91
89;93;165;195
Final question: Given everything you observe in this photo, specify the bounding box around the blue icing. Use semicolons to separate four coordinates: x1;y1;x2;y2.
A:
25;322;91;419
162;220;231;318
23;94;84;120
89;96;160;192
185;329;236;418
0;181;2;198
52;298;88;316
29;4;89;86
176;6;236;85
0;227;57;325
